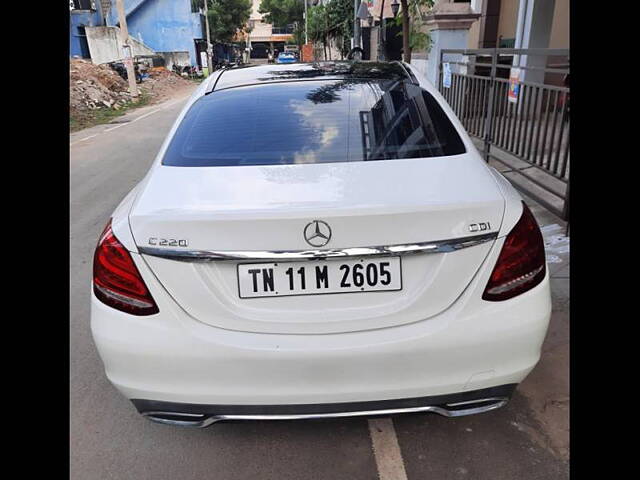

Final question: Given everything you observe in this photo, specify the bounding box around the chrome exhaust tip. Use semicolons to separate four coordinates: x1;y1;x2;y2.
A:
142;411;221;428
437;397;509;417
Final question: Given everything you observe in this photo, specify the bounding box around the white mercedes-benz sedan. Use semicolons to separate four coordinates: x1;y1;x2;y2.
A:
91;62;551;427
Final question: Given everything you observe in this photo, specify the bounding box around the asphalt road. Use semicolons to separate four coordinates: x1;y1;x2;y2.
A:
70;88;569;480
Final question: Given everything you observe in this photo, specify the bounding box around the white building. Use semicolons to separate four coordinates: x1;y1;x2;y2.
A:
247;0;294;59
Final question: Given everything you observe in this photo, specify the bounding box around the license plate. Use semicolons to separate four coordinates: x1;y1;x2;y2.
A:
237;257;402;298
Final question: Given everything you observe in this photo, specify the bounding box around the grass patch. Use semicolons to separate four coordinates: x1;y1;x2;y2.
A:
70;92;151;133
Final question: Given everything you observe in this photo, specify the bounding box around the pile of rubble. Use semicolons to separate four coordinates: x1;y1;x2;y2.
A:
70;59;195;113
70;59;132;112
139;67;194;103
70;58;198;131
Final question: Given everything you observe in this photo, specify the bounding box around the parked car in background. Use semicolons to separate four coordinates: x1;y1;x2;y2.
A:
276;52;296;64
91;62;551;428
283;46;299;59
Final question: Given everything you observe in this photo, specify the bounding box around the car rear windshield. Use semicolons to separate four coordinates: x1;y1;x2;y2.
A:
162;78;466;167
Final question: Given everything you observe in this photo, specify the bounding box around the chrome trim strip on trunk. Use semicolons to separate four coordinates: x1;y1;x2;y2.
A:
137;232;498;262
142;397;509;428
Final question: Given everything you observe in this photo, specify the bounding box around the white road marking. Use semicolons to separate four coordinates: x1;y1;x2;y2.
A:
129;107;163;123
368;418;409;480
160;98;185;109
70;95;190;147
103;123;128;132
69;134;98;147
101;107;163;133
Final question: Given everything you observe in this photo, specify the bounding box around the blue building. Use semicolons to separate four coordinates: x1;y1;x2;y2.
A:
70;1;105;58
70;0;207;67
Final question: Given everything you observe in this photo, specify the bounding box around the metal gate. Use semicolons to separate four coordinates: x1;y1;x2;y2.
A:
438;48;570;222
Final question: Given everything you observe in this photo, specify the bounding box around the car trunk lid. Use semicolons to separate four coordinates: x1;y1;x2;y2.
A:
130;155;504;334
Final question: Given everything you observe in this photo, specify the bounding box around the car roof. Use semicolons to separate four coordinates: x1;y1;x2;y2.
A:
210;61;418;93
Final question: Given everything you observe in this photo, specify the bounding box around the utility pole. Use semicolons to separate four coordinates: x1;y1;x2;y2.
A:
247;23;252;64
203;0;213;76
378;0;386;61
325;6;331;60
115;0;139;98
304;0;308;44
353;0;361;49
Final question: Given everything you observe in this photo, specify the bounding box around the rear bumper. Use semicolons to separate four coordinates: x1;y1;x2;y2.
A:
90;246;552;411
133;384;516;427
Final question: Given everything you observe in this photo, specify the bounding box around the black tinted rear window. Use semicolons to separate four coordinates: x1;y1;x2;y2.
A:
163;79;466;167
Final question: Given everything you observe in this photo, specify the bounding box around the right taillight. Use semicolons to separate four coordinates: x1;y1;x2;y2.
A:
482;202;546;301
93;220;159;316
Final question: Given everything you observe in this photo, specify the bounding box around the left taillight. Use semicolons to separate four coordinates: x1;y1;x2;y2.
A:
93;220;159;316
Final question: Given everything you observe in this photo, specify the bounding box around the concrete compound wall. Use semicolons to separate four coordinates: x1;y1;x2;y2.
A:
70;10;102;58
467;0;568;49
497;0;519;43
410;57;429;82
549;0;569;48
425;29;470;87
85;26;155;64
107;0;204;66
157;51;191;70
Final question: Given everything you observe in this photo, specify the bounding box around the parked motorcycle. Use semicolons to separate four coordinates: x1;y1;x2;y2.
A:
108;61;143;83
172;64;200;79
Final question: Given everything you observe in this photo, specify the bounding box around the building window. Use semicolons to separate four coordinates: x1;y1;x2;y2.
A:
70;0;95;10
498;37;516;48
272;25;294;35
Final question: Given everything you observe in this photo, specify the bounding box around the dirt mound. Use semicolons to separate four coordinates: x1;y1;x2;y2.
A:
70;59;132;112
139;68;194;103
70;59;194;113
70;59;198;132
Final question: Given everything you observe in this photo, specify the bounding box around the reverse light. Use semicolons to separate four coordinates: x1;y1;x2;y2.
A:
482;202;546;301
93;220;159;315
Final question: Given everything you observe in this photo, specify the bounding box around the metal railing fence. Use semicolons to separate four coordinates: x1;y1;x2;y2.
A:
438;48;569;222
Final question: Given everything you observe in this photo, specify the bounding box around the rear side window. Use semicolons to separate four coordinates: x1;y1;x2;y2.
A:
163;79;466;167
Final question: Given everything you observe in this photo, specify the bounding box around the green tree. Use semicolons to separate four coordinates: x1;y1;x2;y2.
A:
291;24;306;49
326;0;353;59
259;0;306;50
258;0;304;28
206;0;253;44
306;0;353;60
307;4;329;59
395;0;434;63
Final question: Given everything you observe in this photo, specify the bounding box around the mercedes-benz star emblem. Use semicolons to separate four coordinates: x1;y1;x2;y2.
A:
304;220;332;247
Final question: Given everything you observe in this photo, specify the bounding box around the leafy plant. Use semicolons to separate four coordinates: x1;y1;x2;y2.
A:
306;0;353;59
392;0;434;62
258;0;304;28
259;0;307;49
326;0;353;58
206;0;253;44
307;4;329;58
